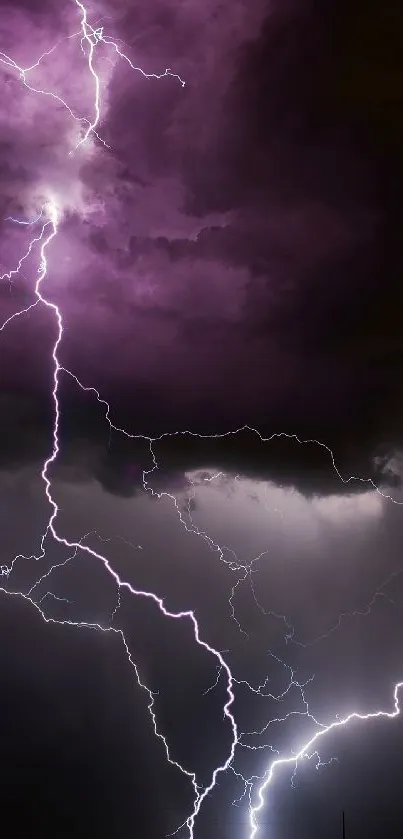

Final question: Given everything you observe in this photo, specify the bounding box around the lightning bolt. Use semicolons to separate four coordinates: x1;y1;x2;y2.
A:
0;4;232;835
248;682;403;838
1;2;403;838
1;198;238;836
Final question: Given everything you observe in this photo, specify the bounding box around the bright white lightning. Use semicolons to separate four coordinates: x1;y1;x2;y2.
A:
0;205;50;286
1;2;403;839
0;1;185;159
1;194;238;838
73;0;184;153
248;682;403;838
0;5;234;837
5;208;46;225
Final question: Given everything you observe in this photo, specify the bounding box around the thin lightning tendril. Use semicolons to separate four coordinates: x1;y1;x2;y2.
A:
1;2;402;838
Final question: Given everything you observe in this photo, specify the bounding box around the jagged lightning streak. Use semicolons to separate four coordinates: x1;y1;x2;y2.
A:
0;205;50;288
0;36;109;150
0;1;185;156
248;682;403;839
2;2;403;838
48;376;403;839
0;5;234;837
43;372;403;837
1;194;238;837
73;0;185;152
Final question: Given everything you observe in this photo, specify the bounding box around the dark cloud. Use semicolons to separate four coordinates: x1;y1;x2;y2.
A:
1;374;402;500
1;0;402;475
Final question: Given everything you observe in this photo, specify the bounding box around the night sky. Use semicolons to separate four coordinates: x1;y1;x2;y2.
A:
1;1;403;837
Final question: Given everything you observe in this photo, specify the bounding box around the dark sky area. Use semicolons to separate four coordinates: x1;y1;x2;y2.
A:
1;0;403;837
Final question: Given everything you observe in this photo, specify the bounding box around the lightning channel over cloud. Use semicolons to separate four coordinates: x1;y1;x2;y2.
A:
0;4;239;836
1;2;403;838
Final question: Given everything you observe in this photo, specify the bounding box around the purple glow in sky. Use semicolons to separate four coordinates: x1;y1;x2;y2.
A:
1;1;403;838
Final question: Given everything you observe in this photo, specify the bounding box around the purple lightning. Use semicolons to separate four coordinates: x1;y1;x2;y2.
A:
1;2;403;839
